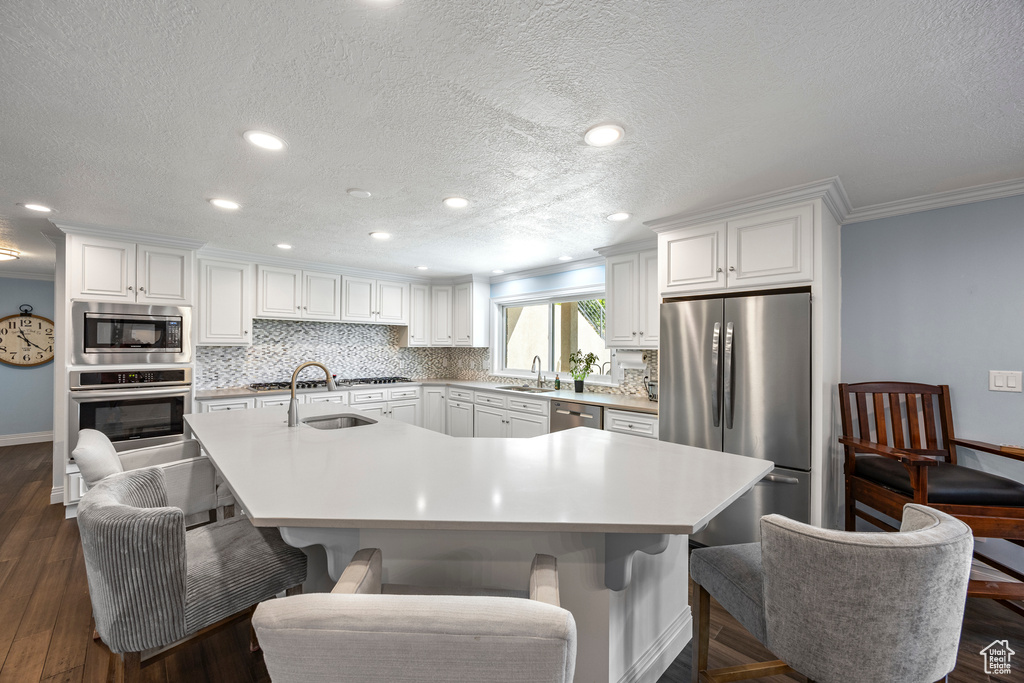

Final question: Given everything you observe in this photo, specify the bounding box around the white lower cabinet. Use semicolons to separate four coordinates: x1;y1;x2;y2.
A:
198;397;255;412
306;391;349;405
423;387;447;433
446;399;474;437
507;411;548;438
256;395;294;408
603;409;659;439
351;387;421;426
473;400;549;439
388;399;421;426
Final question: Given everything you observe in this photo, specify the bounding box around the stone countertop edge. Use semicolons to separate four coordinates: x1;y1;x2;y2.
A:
194;378;660;415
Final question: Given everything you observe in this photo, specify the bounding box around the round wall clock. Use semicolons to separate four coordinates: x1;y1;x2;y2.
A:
0;304;55;367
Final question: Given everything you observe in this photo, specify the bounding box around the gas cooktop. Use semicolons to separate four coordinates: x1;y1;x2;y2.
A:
249;376;412;392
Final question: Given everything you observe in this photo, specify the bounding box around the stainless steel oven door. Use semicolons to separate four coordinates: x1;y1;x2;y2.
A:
69;386;191;453
71;301;192;365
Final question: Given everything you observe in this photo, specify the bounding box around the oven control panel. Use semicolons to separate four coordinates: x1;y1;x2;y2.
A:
70;367;192;389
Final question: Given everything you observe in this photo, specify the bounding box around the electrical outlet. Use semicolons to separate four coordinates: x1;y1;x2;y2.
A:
989;370;1022;392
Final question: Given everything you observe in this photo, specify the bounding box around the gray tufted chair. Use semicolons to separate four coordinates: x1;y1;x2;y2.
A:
77;467;307;683
690;504;973;683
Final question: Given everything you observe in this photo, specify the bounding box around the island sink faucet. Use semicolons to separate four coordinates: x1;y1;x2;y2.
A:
531;355;543;388
287;361;339;427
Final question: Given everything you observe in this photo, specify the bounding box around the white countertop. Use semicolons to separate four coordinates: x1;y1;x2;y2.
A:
186;402;771;534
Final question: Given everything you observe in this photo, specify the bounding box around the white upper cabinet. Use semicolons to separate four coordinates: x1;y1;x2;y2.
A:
430;285;453;346
604;249;658;349
303;271;342;320
341;276;376;322
257;266;341;321
198;259;252;345
376;280;409;324
404;284;431;347
657;203;814;295
70;235;192;304
341;276;409;325
453;281;489;347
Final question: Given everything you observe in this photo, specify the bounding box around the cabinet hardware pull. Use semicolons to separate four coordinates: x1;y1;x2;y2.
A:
139;286;146;292
729;266;735;271
717;267;723;273
628;424;633;428
639;331;644;335
127;286;134;292
632;331;636;336
243;330;249;335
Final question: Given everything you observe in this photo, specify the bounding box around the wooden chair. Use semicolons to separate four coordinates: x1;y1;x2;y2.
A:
839;381;1024;614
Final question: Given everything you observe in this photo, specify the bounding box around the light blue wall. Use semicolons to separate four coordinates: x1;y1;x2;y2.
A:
0;277;55;436
841;194;1024;483
490;265;605;299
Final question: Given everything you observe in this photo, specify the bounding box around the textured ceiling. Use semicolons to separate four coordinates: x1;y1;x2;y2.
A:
1;0;1022;278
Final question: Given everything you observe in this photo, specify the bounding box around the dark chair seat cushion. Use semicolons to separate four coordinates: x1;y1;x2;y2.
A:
184;516;307;633
855;456;1024;506
689;543;766;643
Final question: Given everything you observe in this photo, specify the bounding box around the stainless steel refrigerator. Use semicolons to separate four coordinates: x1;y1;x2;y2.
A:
660;290;811;546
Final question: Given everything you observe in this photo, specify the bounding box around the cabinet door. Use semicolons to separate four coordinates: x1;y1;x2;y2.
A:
136;245;192;304
431;286;453;346
727;203;814;287
257;266;302;319
198;260;253;345
376;280;410;324
473;405;507;438
355;402;388;419
658;222;727;293
341;276;376;323
303;271;341;320
71;236;136;301
407;284;431;346
423;388;446;433
605;254;638;347
389;399;421;427
453;283;473;346
447;400;474;437
507;411;548;438
637;249;660;348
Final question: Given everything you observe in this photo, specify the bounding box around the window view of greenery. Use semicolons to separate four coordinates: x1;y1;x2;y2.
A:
505;299;610;375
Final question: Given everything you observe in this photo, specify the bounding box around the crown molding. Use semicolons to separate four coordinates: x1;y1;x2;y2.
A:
53;221;206;250
645;177;852;232
594;237;657;258
0;271;55;281
197;246;438;284
487;257;604;285
843;177;1024;225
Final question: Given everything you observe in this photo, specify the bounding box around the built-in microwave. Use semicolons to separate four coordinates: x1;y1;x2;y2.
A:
71;301;192;365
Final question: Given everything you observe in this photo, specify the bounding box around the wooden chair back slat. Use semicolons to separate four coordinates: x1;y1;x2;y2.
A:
872;394;887;446
907;393;922;448
922;396;939;450
888;393;905;449
856;393;870;441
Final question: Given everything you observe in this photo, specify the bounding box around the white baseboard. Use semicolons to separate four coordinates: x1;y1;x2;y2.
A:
617;611;692;683
51;486;64;505
0;431;54;447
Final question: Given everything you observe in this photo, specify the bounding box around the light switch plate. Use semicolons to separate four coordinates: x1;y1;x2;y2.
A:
989;370;1022;392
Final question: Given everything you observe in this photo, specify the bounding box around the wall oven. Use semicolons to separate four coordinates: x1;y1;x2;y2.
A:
69;368;192;452
71;301;192;365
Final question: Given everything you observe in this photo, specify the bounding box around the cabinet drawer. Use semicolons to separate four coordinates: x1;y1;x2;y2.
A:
388;387;421;401
448;399;473;410
203;399;254;412
306;392;349;405
351;389;388;404
448;387;475;402
475;392;507;409
256;396;293;408
604;409;659;439
507;397;549;416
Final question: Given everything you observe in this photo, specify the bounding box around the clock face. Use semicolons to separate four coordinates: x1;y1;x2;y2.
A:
0;314;55;367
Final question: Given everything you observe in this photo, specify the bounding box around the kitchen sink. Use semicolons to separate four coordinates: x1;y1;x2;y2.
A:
301;414;377;430
496;385;556;394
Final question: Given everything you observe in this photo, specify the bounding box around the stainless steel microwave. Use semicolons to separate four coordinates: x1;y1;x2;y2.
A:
71;301;192;365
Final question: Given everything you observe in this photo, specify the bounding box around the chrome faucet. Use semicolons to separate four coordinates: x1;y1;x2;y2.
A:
531;355;543;388
600;361;612;376
287;361;339;427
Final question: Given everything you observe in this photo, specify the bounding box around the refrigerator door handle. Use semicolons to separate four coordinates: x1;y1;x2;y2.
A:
762;473;801;485
723;322;734;429
711;322;721;427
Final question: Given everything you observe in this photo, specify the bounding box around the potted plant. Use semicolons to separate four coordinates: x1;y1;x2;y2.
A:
568;350;600;393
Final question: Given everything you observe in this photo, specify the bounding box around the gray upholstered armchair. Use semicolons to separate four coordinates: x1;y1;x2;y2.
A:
690;504;974;683
77;467;307;683
254;548;577;683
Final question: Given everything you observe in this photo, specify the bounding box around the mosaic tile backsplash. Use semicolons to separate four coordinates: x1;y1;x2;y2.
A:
195;319;658;398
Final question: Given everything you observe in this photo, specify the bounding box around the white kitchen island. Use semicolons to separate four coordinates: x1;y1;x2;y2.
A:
186;403;772;683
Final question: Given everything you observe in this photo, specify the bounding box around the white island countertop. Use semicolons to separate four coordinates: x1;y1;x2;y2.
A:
186;402;771;535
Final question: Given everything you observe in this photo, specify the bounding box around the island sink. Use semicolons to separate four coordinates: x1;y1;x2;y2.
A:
496;385;555;394
301;414;377;430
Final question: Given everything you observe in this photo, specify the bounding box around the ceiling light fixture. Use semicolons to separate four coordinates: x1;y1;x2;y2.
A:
607;212;631;222
492;269;505;274
243;130;286;150
0;248;20;261
209;198;240;210
584;124;624;147
443;197;469;209
558;256;573;261
21;203;52;213
276;243;292;250
369;232;391;240
416;266;429;270
347;188;372;199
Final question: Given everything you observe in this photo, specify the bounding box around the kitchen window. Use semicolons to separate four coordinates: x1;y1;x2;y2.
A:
496;295;614;383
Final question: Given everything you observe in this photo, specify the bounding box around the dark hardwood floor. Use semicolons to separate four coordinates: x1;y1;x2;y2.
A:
0;441;1020;682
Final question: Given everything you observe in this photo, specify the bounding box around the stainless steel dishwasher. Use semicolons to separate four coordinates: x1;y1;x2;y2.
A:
550;400;603;432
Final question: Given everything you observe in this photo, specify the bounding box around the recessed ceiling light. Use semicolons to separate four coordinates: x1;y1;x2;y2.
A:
243;130;286;150
416;266;429;270
347;188;372;199
209;198;240;210
584;124;624;147
492;269;505;274
0;248;20;261
607;212;631;222
443;197;469;209
276;243;292;250
369;232;391;240
558;256;573;261
21;203;52;213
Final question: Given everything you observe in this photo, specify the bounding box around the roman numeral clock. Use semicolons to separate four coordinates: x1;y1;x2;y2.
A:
0;304;55;367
